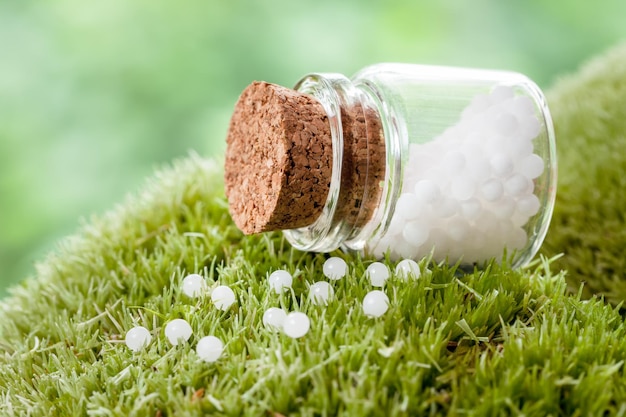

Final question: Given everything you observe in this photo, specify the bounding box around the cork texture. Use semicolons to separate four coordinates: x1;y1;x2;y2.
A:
225;81;333;234
335;103;385;230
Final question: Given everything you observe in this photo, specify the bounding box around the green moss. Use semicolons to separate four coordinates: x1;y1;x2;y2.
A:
3;42;626;415
541;42;626;305
0;155;625;416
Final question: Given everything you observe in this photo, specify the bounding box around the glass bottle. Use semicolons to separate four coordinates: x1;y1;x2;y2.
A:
283;63;556;268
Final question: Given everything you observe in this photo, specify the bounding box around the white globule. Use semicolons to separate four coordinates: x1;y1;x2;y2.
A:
450;176;476;201
366;262;390;287
322;257;348;280
414;180;441;203
480;179;504;202
395;259;421;280
489;153;514;177
402;222;429;247
396;193;422;220
268;270;293;294
196;336;224;363
519;154;545;179
504;174;531;196
125;326;152;352
283;312;311;339
362;290;390;318
262;307;287;331
182;273;206;298
516;195;541;217
371;86;545;264
211;285;236;311
165;319;193;346
309;281;334;305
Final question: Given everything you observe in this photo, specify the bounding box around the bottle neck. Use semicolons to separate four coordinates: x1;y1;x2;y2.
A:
283;73;387;252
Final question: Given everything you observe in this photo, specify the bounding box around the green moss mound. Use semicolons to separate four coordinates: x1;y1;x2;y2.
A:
1;156;625;416
542;42;626;305
3;43;626;415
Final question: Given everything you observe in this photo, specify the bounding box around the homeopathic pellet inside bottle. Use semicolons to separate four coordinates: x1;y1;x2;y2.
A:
224;63;556;268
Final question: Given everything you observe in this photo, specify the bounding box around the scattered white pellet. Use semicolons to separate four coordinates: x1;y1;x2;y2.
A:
395;259;421;281
362;290;390;318
322;257;348;280
262;307;287;331
196;336;224;363
211;285;236;311
283;312;310;339
366;262;390;287
165;319;193;345
182;273;206;298
309;281;334;305
268;270;293;294
125;326;152;352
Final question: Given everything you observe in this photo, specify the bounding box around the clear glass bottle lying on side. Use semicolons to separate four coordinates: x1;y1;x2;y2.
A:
283;63;557;268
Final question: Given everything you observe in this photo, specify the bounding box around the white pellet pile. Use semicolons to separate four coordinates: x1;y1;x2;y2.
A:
372;86;545;264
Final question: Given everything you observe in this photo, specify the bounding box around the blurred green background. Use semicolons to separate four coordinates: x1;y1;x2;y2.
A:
1;0;624;296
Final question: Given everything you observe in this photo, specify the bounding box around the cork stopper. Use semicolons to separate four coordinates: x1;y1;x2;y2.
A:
225;81;333;234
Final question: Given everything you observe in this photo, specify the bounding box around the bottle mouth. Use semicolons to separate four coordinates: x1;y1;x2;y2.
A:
342;78;405;254
284;73;389;253
283;73;349;253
